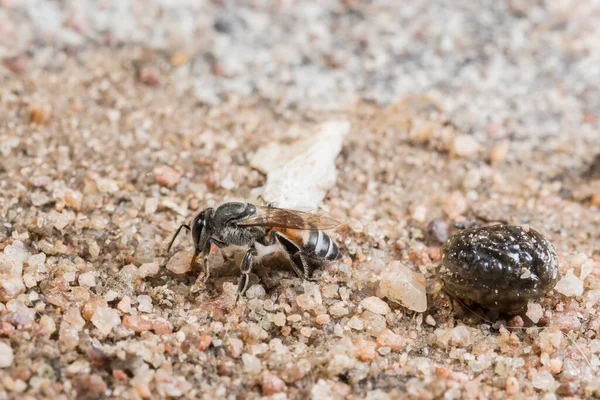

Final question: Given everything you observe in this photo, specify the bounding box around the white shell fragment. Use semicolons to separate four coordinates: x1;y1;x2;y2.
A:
377;261;427;312
250;120;350;209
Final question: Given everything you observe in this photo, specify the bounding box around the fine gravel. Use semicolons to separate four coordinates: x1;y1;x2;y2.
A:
1;1;600;399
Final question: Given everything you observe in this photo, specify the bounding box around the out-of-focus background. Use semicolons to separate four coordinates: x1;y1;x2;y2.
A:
1;1;600;399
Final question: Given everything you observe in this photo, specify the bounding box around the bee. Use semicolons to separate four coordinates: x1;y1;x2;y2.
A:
166;202;341;296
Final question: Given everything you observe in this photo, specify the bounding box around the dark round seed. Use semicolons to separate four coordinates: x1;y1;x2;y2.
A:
437;225;559;313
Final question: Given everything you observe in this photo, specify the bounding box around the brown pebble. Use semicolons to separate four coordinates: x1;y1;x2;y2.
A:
138;65;161;86
197;334;212;351
123;315;153;332
152;317;173;335
113;369;128;381
353;337;377;361
3;56;27;74
154;165;181;187
28;106;51;125
218;362;234;376
261;370;286;395
81;297;108;321
490;141;509;163
591;192;600;207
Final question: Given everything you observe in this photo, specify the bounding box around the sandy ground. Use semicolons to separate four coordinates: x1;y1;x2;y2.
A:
1;1;600;399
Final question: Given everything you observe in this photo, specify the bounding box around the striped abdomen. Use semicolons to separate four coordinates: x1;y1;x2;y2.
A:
277;228;340;261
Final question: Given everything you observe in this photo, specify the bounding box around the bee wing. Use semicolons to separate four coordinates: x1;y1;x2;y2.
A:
237;206;340;230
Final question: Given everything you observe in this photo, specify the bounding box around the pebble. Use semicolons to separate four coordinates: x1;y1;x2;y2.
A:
261;370;286;396
353;337;377;361
59;322;80;350
242;353;262;374
506;376;520;394
376;329;406;351
442;192;468;220
327;354;355;376
144;198;159;215
490;141;509;163
554;270;584;297
347;316;364;331
526;302;544;324
64;307;86;330
95;177;119;193
78;271;96;287
0;341;14;368
329;302;350;317
425;315;436;326
152;317;173;335
360;311;387;337
138;262;159;278
39;315;56;335
411;205;427;223
117;296;132;313
166;250;193;274
154;165;181;187
123;315;153;332
316;314;331;325
197;335;212;351
592;192;600;207
0;243;28;301
228;338;244;358
533;370;556;391
451;134;480;158
250;120;350;208
426;218;450;245
64;190;83;208
138;65;161;86
360;297;391;315
270;312;286;327
136;295;153;313
377;261;427;312
91;307;121;336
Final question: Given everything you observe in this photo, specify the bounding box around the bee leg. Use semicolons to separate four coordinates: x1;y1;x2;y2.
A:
272;231;312;280
201;254;211;283
237;245;257;298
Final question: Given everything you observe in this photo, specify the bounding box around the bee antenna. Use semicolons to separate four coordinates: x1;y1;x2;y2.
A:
166;224;191;254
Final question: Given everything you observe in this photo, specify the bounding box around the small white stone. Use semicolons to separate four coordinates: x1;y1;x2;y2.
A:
425;315;436;326
139;262;159;278
360;297;391;315
377;261;427;312
526;302;544;324
411;205;427;223
0;341;14;368
144;198;159;215
137;295;153;313
580;259;595;281
78;272;96;287
166;250;193;275
451;135;480;158
39;315;56;335
117;296;132;313
532;370;556;391
242;353;261;374
554;270;584;297
250;120;350;208
95;177;119;193
347;316;364;330
91;307;121;336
